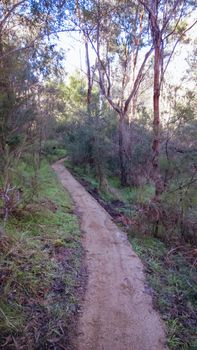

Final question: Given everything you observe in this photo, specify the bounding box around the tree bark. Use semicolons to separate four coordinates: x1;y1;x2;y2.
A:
119;114;127;186
152;36;163;196
85;38;92;115
96;160;109;192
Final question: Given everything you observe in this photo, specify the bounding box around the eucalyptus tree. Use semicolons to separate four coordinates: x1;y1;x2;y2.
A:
138;0;197;196
73;0;152;185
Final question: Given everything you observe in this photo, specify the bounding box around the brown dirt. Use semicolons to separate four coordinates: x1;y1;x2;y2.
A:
52;159;168;350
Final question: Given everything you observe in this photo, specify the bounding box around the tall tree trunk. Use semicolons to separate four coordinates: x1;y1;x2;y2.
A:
119;114;127;186
85;38;92;115
152;38;163;196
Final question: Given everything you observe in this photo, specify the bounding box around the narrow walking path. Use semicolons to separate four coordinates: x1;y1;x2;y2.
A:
52;159;168;350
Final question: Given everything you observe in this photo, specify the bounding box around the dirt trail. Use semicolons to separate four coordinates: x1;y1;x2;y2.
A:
52;159;168;350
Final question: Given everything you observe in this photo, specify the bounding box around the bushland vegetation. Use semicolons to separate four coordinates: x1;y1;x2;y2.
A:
0;1;196;349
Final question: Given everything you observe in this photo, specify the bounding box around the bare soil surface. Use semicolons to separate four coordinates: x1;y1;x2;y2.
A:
52;159;168;350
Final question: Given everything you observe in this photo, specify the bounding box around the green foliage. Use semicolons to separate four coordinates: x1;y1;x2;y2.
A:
43;140;67;163
58;75;118;180
109;178;154;204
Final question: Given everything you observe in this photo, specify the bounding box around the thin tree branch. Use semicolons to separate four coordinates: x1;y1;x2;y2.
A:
124;46;153;114
163;0;187;40
162;0;183;32
0;0;26;29
161;19;197;84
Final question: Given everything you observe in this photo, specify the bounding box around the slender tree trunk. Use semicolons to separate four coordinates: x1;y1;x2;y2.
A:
152;38;163;196
119;113;127;186
96;160;109;192
85;38;92;115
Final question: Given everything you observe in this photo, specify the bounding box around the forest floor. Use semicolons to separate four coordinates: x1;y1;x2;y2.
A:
52;159;168;350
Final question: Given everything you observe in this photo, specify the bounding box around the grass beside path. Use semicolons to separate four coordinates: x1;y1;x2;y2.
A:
130;237;197;350
0;160;85;350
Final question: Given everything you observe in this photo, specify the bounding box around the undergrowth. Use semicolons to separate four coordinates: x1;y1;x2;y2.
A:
130;237;197;350
0;160;84;350
43;141;67;163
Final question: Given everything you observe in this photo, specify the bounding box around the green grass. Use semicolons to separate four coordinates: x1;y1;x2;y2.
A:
43;140;67;163
109;176;154;203
46;147;67;163
130;236;197;350
0;160;83;349
70;164;99;188
66;164;154;206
